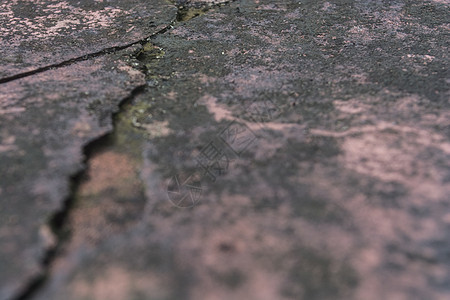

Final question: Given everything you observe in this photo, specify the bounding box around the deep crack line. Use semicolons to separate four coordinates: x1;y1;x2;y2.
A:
0;23;175;85
8;2;238;299
9;85;147;300
0;0;237;85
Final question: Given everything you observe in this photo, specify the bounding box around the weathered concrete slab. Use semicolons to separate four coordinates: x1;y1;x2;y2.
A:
0;50;145;299
30;0;449;299
0;0;177;79
0;1;178;298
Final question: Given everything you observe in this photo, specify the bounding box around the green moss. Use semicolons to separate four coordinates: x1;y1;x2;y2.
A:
135;42;166;78
176;6;209;22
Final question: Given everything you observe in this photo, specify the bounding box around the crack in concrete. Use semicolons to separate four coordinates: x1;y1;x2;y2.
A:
0;21;175;86
0;1;233;85
8;1;236;299
9;85;146;300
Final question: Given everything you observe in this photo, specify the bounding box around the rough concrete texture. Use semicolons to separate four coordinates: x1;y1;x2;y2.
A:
1;0;450;299
23;0;450;300
0;0;176;79
0;50;146;300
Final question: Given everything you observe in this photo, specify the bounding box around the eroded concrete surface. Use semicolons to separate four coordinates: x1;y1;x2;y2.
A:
0;50;148;299
0;1;177;299
1;0;450;299
0;0;176;79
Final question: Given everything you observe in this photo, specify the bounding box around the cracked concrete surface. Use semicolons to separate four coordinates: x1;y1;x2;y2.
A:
1;0;450;299
0;51;147;300
0;1;177;299
0;0;176;80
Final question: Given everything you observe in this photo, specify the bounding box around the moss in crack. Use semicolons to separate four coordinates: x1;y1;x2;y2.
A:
47;40;170;247
11;3;237;299
135;42;166;80
176;5;209;22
